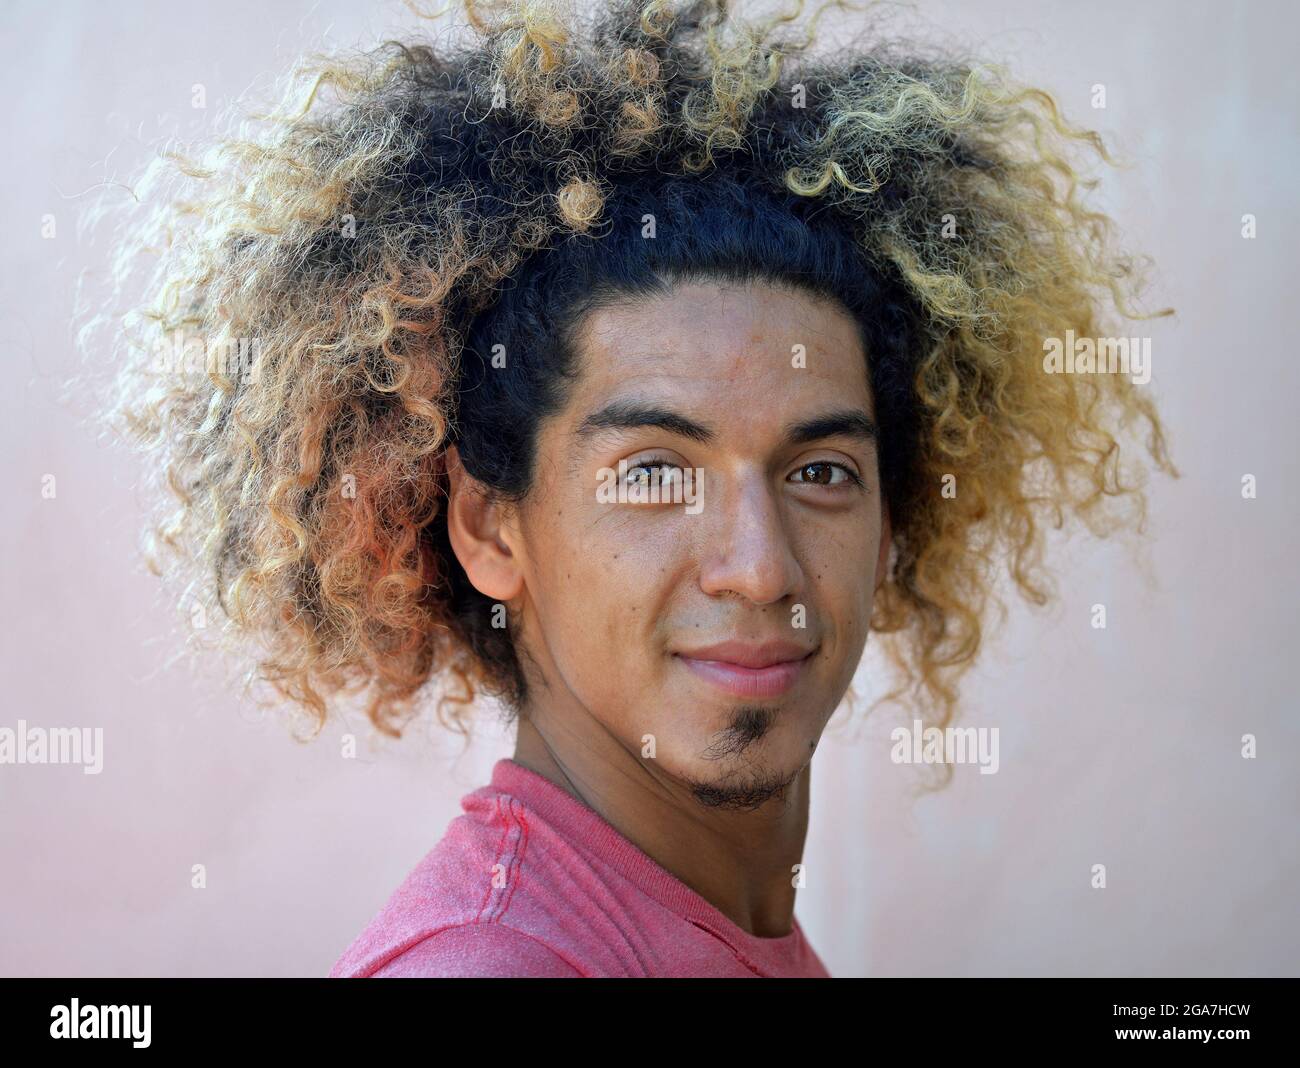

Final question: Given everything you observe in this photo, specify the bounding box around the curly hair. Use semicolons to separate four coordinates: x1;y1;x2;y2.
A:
84;0;1178;753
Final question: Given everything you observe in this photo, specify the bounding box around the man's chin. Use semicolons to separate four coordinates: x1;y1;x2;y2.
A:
678;756;805;812
673;709;815;812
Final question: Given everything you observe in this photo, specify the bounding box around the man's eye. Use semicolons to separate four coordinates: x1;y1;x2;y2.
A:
790;462;856;486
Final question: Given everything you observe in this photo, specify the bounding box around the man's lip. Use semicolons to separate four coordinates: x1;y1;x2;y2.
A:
674;640;815;670
673;642;816;698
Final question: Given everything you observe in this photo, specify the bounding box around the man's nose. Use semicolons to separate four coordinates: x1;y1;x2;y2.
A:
697;471;803;605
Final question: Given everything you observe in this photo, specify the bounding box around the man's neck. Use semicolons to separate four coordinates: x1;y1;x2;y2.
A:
511;711;812;939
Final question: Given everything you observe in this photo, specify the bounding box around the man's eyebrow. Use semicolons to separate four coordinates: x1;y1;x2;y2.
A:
574;401;878;449
785;409;879;447
575;401;714;444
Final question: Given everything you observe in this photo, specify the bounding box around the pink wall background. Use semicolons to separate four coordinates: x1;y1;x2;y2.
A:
1;0;1295;976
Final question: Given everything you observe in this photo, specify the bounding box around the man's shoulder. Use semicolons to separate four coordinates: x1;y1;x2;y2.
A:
327;782;609;977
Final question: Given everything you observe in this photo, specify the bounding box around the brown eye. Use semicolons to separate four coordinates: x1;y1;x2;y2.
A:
791;462;847;485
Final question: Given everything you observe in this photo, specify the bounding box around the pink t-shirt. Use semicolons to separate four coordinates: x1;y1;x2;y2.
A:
329;757;830;977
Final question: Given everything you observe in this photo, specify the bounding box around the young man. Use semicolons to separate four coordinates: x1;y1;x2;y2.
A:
102;0;1175;976
332;278;884;976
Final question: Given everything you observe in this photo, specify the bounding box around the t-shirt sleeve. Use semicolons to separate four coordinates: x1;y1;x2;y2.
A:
369;923;584;978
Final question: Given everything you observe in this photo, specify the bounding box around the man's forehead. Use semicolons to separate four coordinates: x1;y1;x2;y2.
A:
571;324;869;390
563;341;874;414
580;314;861;356
562;284;874;429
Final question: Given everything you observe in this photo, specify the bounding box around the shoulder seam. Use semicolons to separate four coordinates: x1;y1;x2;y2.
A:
473;792;533;925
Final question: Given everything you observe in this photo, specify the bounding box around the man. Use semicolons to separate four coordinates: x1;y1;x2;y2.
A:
331;279;883;976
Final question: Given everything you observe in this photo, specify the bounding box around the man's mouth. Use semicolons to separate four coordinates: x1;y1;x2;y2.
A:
673;639;817;698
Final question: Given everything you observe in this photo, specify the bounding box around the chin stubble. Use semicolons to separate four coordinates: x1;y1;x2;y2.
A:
687;704;798;811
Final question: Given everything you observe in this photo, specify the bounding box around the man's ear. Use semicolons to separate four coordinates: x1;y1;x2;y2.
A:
874;499;892;593
444;445;524;602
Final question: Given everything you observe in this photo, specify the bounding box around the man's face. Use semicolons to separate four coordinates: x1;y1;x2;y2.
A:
497;280;889;806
